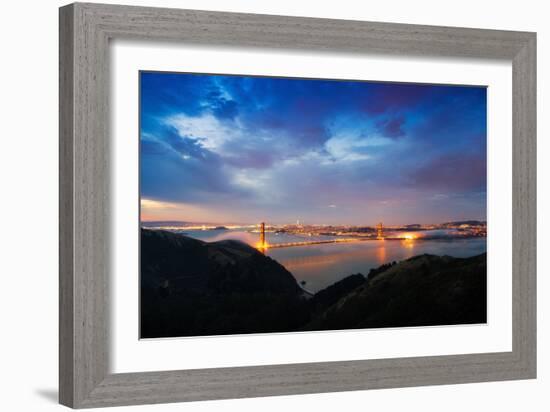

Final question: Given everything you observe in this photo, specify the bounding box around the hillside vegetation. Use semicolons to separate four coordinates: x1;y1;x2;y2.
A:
141;229;486;338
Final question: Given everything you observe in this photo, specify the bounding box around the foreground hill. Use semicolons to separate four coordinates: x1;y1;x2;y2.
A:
306;253;487;330
141;229;308;338
141;229;487;338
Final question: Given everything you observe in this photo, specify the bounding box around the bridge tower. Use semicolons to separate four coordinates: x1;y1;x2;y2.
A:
376;222;384;239
260;222;266;247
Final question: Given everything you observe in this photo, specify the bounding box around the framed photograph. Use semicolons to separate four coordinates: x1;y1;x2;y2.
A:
59;2;536;408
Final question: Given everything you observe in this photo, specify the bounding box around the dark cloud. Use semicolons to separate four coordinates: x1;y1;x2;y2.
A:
410;153;487;192
212;99;239;120
362;83;430;114
376;115;406;138
161;127;212;160
140;127;248;203
205;86;240;120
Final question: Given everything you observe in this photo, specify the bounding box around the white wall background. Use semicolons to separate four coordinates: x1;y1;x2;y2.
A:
0;0;546;411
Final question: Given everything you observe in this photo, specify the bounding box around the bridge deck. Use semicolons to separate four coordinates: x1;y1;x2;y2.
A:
267;238;367;248
260;237;411;249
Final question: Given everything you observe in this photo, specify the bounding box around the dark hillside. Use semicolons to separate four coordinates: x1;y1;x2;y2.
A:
141;229;486;338
140;229;307;338
306;253;487;330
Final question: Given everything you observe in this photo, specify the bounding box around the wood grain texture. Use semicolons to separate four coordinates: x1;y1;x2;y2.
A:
512;35;537;373
59;4;74;406
59;2;537;408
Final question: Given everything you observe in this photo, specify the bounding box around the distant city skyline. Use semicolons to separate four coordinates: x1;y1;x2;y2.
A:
140;72;487;225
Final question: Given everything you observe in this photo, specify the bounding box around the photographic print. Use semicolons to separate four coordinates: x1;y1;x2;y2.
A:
139;72;487;339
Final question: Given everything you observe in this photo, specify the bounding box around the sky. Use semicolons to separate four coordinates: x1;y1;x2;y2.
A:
140;72;487;225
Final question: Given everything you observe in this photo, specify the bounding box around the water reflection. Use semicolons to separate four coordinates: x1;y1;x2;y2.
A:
183;229;487;293
375;243;387;265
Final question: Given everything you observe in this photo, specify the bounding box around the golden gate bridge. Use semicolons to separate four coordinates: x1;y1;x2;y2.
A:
256;221;387;251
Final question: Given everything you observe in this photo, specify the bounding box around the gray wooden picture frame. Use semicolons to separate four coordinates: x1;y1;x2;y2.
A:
59;2;536;409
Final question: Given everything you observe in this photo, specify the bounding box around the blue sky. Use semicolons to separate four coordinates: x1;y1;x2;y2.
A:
140;72;486;225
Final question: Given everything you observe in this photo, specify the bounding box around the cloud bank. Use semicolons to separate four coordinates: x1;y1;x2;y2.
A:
140;73;487;225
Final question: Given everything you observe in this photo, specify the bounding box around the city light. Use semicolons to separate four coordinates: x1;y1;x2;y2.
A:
255;241;269;251
247;220;486;252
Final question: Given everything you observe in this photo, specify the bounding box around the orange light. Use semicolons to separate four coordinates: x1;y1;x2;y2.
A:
255;241;269;250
